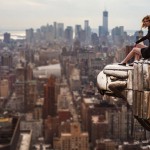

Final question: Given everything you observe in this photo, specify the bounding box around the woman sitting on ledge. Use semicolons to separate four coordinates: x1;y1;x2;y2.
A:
119;15;150;66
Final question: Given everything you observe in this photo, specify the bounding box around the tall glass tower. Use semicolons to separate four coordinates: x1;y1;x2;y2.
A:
84;20;91;44
103;10;108;35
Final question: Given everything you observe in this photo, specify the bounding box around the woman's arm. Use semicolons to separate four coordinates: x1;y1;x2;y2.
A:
136;42;147;48
136;29;150;44
136;34;148;44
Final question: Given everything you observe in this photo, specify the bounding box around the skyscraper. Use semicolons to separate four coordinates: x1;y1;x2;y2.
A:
26;28;34;43
3;32;10;43
75;25;82;39
84;20;91;44
103;10;109;36
84;20;89;31
1;49;12;67
43;76;57;119
64;26;73;45
57;23;64;39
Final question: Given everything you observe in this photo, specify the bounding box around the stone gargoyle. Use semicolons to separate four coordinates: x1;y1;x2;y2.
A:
97;59;150;131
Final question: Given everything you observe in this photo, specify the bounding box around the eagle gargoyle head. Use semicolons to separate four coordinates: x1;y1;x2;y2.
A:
97;60;150;131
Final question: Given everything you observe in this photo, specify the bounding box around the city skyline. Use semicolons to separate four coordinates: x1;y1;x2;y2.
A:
0;0;149;31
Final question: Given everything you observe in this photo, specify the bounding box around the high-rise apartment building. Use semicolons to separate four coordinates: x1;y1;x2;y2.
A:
26;28;34;43
0;79;10;98
15;62;37;113
34;98;44;120
111;26;125;46
1;49;12;68
69;68;81;91
54;22;57;39
43;76;57;119
26;81;38;111
43;116;60;145
91;115;109;147
53;122;89;150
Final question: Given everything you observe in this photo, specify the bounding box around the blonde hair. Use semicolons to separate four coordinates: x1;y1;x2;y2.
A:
141;15;150;28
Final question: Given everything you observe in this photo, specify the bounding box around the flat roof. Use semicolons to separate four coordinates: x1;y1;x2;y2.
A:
19;131;32;150
83;98;99;104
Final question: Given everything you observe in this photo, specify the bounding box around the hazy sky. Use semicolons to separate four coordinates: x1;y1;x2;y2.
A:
0;0;149;31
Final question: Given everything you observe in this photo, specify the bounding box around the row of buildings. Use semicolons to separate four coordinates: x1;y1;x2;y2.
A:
0;9;149;150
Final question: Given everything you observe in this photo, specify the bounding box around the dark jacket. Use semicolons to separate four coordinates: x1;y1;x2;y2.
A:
136;26;150;47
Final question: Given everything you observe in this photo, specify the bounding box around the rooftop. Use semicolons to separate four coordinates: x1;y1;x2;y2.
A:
18;130;32;150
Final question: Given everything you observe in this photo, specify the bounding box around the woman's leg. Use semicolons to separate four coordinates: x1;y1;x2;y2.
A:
121;47;142;63
134;54;141;61
133;43;147;61
136;42;147;48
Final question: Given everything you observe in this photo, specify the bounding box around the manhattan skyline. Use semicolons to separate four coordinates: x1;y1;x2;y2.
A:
0;0;149;31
